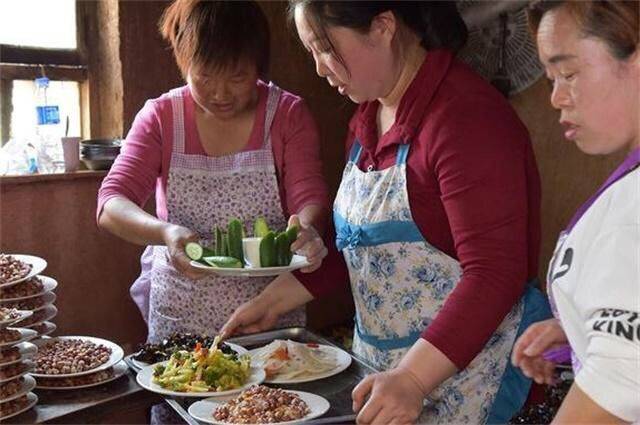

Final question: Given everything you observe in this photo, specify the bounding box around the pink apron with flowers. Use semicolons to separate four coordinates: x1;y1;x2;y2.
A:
141;83;305;343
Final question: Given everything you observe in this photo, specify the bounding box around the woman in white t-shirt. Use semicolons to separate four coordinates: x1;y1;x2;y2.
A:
512;1;639;423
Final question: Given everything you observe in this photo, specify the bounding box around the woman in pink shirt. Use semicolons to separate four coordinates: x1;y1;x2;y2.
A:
97;0;329;342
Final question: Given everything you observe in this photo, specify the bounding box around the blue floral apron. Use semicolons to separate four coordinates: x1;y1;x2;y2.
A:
334;140;551;423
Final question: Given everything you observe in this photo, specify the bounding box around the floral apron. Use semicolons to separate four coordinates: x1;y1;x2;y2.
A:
144;83;305;343
334;140;551;424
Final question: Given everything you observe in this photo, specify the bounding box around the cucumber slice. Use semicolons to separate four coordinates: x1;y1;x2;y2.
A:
203;256;243;268
254;217;270;238
185;242;204;261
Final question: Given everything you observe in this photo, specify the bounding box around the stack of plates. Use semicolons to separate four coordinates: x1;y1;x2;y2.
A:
0;254;45;420
0;256;58;340
31;336;127;390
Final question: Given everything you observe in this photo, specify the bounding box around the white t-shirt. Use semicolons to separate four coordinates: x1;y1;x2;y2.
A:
548;167;640;422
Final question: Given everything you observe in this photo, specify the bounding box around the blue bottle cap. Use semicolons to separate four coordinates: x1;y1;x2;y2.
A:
35;77;50;88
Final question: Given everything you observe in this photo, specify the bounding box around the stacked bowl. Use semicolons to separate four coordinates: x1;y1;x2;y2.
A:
80;138;122;171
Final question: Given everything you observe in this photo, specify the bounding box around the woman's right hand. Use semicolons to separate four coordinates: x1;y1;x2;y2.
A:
162;223;208;280
219;294;280;339
512;318;568;385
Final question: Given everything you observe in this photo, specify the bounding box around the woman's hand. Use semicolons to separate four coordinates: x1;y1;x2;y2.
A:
162;223;208;280
512;318;568;385
219;294;279;339
352;368;426;424
288;215;327;273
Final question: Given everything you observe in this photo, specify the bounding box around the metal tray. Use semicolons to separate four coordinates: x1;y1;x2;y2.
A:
125;327;377;424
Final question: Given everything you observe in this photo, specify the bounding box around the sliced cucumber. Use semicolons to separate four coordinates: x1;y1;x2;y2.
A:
203;256;243;268
185;242;204;261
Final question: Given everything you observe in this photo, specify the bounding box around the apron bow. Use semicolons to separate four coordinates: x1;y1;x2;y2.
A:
336;224;363;250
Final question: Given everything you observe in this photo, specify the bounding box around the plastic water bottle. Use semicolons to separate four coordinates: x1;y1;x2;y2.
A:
34;77;64;173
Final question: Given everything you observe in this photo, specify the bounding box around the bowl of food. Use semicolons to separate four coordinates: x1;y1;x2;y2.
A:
80;138;122;170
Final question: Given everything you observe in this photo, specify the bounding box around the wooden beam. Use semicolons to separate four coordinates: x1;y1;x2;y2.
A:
0;63;87;81
0;79;12;145
0;45;82;66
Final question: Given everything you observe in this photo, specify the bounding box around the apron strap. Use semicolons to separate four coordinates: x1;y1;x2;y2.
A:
395;143;410;166
169;88;186;155
263;82;282;149
348;140;363;165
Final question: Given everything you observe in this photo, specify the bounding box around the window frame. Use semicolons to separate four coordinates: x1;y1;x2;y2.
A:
0;0;90;145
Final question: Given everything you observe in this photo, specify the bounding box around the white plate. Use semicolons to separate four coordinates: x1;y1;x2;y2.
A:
191;255;310;277
131;342;248;370
0;342;37;368
0;276;58;302
0;255;47;288
31;321;56;338
137;363;265;398
249;343;352;384
0;290;56;311
31;336;124;378
0;375;36;403
35;361;128;390
0;310;32;330
0;328;38;349
0;392;38;421
188;390;330;425
17;304;57;328
0;360;35;383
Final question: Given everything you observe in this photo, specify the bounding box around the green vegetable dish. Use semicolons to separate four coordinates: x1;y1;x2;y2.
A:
152;339;251;392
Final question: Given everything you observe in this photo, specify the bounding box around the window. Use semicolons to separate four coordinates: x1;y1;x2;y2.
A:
0;0;87;174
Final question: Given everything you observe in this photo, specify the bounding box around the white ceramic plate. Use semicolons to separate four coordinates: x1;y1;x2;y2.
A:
31;321;56;338
0;275;58;302
191;255;310;277
137;363;265;398
0;342;37;368
131;342;248;370
0;328;38;349
0;375;36;403
249;343;352;384
31;336;124;378
35;361;128;390
0;291;56;312
0;310;32;330
0;392;38;421
0;255;47;288
17;304;57;328
0;360;35;384
188;390;330;425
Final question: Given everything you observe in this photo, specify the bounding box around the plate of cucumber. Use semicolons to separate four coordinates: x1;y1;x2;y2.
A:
186;218;311;277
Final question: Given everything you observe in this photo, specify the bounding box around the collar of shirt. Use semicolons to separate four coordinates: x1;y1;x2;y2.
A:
349;49;454;156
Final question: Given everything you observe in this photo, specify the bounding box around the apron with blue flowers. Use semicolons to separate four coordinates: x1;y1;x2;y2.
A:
334;141;551;424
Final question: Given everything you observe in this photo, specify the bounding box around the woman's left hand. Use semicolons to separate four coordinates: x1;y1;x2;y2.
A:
352;368;425;424
288;215;327;273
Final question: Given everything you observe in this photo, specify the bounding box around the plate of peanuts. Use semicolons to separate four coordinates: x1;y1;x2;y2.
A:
0;254;47;288
30;336;124;378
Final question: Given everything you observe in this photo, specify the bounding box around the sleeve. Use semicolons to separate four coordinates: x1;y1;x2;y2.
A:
420;95;533;369
573;225;640;422
279;98;330;215
96;100;164;220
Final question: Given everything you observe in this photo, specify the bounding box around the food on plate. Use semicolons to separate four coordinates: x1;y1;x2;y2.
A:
0;394;30;416
29;322;53;335
35;367;115;388
2;295;48;311
187;218;299;268
252;340;337;380
14;309;49;327
0;308;20;322
152;338;250;392
0;255;32;285
134;333;238;364
0;377;24;399
0;362;29;380
35;339;112;375
0;277;44;299
0;329;21;345
213;385;310;424
0;347;21;363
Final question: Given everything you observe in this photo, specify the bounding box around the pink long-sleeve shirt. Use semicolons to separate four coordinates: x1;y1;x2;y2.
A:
97;81;329;222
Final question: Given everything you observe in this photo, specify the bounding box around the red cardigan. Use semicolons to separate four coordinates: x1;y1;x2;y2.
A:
298;49;541;370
